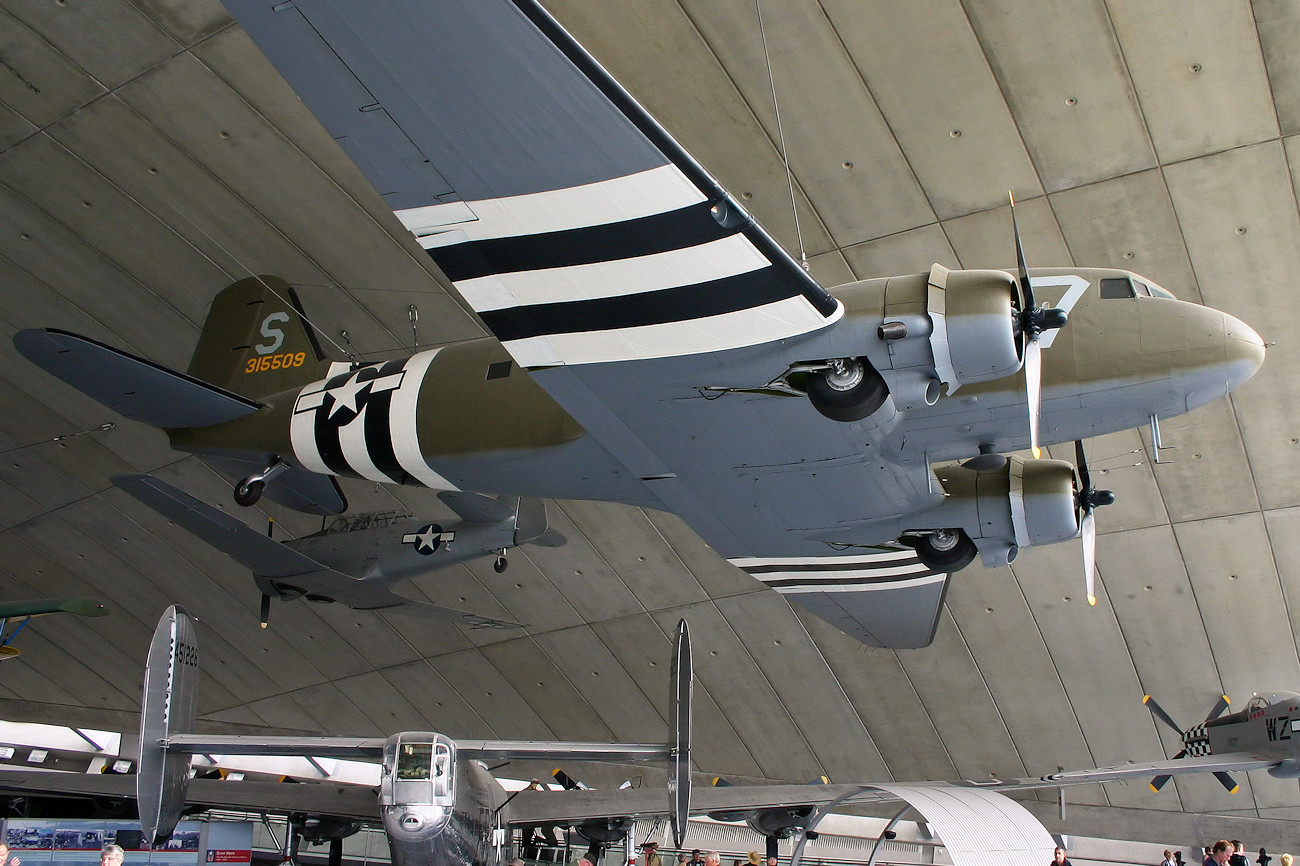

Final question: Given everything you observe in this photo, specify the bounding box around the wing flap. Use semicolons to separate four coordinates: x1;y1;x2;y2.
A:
438;490;514;524
14;329;260;429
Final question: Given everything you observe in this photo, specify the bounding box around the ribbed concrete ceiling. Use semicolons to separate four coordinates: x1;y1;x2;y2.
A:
0;0;1298;849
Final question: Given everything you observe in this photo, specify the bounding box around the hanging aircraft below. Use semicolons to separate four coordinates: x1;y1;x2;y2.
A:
12;0;1265;649
0;597;107;660
0;608;1285;866
111;473;560;629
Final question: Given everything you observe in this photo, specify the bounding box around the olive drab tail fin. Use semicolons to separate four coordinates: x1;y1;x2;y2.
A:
187;276;332;401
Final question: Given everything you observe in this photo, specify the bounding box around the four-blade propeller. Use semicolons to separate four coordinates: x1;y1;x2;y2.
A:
1143;693;1237;793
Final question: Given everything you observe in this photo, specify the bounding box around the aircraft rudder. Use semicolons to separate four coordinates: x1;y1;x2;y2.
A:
137;605;199;845
188;276;329;400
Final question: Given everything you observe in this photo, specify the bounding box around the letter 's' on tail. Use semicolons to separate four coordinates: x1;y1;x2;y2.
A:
187;276;330;402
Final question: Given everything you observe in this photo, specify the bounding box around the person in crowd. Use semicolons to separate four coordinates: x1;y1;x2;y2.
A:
101;848;124;866
1051;846;1072;865
0;844;20;866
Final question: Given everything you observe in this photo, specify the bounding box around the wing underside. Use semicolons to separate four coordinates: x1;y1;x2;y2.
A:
221;0;957;648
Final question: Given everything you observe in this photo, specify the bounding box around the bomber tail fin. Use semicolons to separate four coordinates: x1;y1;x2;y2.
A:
137;605;199;845
188;276;331;401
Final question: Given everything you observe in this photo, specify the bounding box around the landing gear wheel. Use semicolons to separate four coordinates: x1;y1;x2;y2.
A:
806;357;888;422
493;555;508;573
913;528;977;572
234;478;265;507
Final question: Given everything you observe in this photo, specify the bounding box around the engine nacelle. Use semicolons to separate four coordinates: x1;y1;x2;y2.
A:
929;266;1021;387
909;457;1080;568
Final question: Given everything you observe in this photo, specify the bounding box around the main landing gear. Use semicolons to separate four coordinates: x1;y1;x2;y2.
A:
234;457;289;507
911;528;977;572
806;357;888;422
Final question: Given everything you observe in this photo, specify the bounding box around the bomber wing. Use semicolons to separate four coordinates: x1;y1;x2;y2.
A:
221;0;952;649
112;473;522;628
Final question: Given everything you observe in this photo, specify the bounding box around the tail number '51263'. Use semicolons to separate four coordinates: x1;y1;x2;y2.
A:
245;351;306;373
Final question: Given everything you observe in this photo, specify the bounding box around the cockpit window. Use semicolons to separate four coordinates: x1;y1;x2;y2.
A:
1132;280;1151;297
398;742;434;780
1147;283;1176;299
1100;277;1135;299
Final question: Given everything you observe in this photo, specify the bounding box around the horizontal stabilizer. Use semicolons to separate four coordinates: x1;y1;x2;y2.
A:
112;474;320;578
14;329;260;429
438;490;515;524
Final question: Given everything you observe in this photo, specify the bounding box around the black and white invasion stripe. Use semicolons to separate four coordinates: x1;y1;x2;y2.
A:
289;352;458;490
730;549;945;595
396;164;841;368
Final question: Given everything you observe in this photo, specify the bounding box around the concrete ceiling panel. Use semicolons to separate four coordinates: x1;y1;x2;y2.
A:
0;103;37;154
1;135;232;319
1;0;178;93
647;603;820;781
962;0;1155;192
840;223;956;280
1049;170;1200;303
894;611;1023;782
946;560;1101;799
433;647;552;741
942;194;1069;270
591;612;764;780
479;634;616;742
1261;507;1300;663
1146;399;1258;524
680;0;934;246
379;659;495;741
0;7;106;130
1107;1;1278;164
825;0;1041;219
643;510;760;601
795;612;956;782
544;0;837;258
559;500;708;610
713;591;892;783
1254;0;1300;136
805;248;856;290
530;626;665;743
332;670;428;735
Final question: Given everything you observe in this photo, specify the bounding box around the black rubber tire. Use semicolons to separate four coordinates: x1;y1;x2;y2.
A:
913;529;977;572
807;358;889;422
493;556;508;573
234;478;265;507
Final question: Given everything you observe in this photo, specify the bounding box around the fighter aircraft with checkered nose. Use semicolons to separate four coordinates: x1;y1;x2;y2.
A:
12;0;1264;649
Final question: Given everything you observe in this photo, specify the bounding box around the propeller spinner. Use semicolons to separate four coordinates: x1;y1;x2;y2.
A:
1009;193;1068;458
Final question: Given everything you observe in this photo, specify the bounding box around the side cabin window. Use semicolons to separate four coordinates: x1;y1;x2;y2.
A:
1100;277;1135;299
398;742;433;780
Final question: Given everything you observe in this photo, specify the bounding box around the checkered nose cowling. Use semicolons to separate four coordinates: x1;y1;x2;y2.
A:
1183;724;1212;756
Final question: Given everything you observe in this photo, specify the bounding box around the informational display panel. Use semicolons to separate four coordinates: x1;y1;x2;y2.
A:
3;820;251;866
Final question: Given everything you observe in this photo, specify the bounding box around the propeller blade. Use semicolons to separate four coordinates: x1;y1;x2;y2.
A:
1081;510;1097;606
1025;338;1042;458
1009;191;1034;313
1148;748;1188;792
1075;440;1090;492
1205;695;1231;722
1213;771;1239;793
1143;694;1184;734
259;594;271;629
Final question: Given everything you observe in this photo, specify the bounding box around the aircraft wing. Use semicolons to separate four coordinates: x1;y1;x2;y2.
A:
0;597;107;619
0;769;380;822
114;474;523;629
221;0;954;649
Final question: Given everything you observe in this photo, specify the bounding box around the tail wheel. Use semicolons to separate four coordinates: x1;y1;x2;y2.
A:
234;478;265;507
914;528;977;572
806;357;888;422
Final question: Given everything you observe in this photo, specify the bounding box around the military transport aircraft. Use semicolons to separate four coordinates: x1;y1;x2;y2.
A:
0;607;1288;866
0;597;107;660
112;473;563;629
12;0;1266;649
